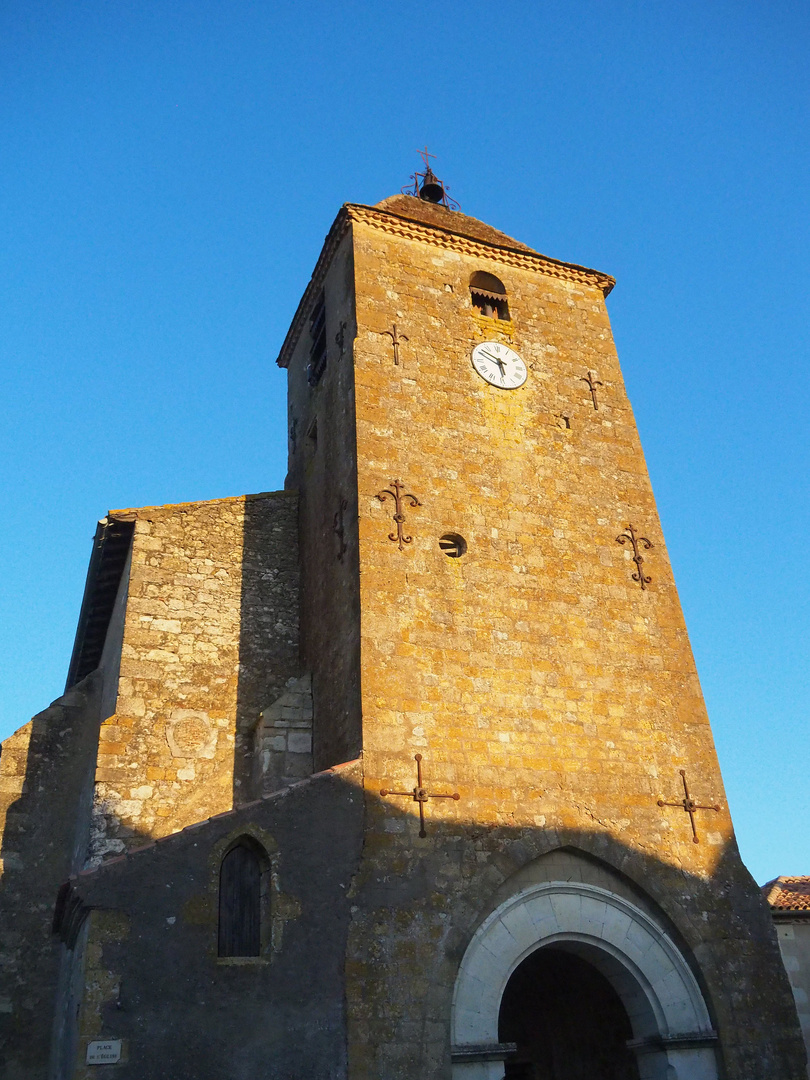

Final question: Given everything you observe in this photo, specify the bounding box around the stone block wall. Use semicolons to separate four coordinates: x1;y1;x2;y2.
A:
90;490;300;861
253;673;314;796
57;761;364;1080
284;227;363;772
348;206;728;868
774;919;810;1075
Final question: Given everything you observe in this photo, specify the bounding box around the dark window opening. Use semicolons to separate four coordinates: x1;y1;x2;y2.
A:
470;271;510;321
307;292;328;386
218;841;262;957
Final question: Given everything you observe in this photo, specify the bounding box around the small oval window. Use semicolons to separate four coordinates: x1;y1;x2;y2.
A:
439;534;467;558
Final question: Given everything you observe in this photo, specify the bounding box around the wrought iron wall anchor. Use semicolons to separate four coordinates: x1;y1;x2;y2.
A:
379;323;408;366
334;497;348;562
376;479;421;550
581;370;603;410
658;770;721;844
616;523;653;589
380;754;461;838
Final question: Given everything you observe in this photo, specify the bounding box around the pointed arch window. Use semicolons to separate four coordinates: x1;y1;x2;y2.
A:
218;840;263;957
470;271;510;321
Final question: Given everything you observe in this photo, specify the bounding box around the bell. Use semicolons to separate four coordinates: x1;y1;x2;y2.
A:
419;167;445;204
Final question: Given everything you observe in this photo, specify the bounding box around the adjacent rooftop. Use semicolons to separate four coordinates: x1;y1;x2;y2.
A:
763;876;810;914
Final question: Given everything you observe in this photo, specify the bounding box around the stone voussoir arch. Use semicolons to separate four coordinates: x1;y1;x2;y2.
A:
451;880;720;1080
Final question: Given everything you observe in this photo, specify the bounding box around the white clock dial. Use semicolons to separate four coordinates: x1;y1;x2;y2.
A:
471;341;527;389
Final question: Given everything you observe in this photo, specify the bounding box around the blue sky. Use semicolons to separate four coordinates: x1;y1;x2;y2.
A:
1;0;807;884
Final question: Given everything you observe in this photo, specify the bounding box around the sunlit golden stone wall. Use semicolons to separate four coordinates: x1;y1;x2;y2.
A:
341;208;800;1079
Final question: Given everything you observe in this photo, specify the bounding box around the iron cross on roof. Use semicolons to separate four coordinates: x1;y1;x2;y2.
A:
417;145;436;169
380;754;460;838
658;770;721;844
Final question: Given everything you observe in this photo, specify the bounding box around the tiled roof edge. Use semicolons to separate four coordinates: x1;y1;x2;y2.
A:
275;206;351;369
275;202;616;370
762;875;810;912
348;203;615;296
65;518;135;690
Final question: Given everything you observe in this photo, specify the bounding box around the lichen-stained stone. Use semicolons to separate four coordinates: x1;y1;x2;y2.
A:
0;674;106;1080
55;760;364;1080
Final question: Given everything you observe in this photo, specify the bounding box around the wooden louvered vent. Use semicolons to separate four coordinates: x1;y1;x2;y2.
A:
470;270;510;321
307;291;328;386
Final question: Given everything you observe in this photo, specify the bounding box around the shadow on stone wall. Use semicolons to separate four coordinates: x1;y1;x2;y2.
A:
49;774;809;1080
233;491;301;805
0;673;103;1080
344;787;808;1080
1;662;805;1078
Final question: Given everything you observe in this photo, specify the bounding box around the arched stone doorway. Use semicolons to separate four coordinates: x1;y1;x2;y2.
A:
451;881;719;1080
499;945;640;1079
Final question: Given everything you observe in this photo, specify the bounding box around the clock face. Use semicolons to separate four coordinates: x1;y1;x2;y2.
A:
471;341;527;389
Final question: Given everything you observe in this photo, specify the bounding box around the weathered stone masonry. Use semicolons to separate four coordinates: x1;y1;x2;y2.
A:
0;489;301;1078
90;490;300;860
0;190;805;1080
278;195;806;1079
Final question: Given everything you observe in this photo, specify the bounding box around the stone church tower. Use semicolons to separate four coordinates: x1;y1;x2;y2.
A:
0;165;805;1080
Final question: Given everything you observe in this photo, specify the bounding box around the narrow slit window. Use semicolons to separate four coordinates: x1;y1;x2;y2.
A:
470;271;510;321
218;841;262;957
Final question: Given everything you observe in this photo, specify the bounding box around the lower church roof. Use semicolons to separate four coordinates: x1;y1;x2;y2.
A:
763;876;810;913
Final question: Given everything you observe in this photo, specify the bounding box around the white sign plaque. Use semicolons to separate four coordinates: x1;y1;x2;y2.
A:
86;1040;122;1065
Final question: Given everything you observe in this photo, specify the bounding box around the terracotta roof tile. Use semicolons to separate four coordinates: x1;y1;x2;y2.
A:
762;876;810;911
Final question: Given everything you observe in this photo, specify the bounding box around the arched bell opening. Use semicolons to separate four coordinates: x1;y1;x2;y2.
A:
470;270;510;320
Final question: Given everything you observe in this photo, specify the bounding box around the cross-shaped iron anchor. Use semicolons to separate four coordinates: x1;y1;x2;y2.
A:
616;523;653;589
581;370;603;410
335;320;348;359
380;754;460;838
658;770;721;844
380;323;408;366
376;479;421;550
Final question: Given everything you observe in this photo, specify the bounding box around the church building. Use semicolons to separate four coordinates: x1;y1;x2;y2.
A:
0;161;806;1079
